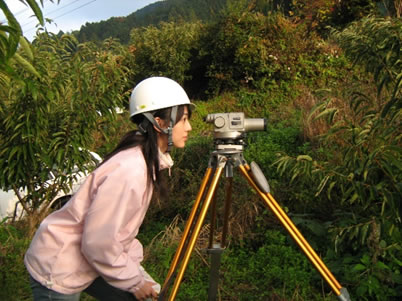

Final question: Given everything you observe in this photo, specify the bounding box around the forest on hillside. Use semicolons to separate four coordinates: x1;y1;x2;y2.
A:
0;0;401;300
71;0;392;44
74;0;228;43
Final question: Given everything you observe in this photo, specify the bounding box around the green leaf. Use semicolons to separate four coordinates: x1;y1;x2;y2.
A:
296;155;312;162
352;263;366;272
25;0;45;26
290;170;299;183
13;53;40;77
0;0;22;60
313;108;338;122
349;193;359;204
19;36;34;61
315;175;329;196
7;147;19;162
327;181;336;200
361;223;369;244
308;101;327;121
375;261;390;271
361;254;370;265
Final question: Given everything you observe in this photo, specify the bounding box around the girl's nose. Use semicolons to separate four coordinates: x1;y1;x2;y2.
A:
186;120;192;131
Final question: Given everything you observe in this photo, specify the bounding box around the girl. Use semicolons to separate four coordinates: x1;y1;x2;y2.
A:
24;77;193;301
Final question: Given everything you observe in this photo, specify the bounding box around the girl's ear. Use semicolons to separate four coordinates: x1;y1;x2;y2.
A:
153;117;166;133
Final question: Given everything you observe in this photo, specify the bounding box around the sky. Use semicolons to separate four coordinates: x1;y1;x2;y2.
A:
1;0;160;41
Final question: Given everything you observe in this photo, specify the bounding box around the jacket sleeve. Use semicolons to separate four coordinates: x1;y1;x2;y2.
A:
81;159;150;293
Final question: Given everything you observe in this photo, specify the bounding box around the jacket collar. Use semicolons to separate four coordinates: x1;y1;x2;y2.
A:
158;148;174;173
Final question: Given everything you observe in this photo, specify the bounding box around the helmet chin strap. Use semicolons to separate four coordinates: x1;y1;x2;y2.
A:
142;106;178;153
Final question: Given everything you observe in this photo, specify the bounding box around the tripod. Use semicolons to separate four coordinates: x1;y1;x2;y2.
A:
158;118;351;301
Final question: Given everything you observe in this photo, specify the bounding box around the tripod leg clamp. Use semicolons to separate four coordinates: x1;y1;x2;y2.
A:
337;287;351;301
250;161;270;193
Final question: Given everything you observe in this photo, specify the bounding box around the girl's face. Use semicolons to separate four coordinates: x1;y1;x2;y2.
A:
172;106;192;149
156;106;192;152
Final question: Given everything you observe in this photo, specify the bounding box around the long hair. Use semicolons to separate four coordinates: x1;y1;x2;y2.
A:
100;104;191;198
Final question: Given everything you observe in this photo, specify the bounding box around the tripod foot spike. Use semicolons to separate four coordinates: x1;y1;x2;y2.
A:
337;287;351;301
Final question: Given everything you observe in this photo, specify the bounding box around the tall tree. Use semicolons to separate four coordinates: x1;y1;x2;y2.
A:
0;35;132;233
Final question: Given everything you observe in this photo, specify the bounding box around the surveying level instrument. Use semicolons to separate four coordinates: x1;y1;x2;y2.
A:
158;113;351;301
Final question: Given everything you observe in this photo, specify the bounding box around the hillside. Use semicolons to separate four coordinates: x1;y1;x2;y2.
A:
74;0;227;43
71;0;379;44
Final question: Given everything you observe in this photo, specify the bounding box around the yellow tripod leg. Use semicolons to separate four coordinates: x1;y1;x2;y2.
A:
238;164;348;299
162;167;213;289
167;166;224;301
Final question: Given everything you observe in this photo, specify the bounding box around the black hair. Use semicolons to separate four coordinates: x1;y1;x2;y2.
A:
100;104;191;198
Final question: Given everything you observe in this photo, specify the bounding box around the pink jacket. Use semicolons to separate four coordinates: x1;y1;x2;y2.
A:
24;147;172;294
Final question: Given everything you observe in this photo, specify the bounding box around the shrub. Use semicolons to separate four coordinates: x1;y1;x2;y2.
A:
274;16;402;299
0;223;31;300
201;9;326;95
220;230;335;300
129;21;203;86
0;35;131;233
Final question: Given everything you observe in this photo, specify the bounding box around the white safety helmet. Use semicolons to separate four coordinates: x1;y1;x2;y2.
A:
130;77;192;118
129;77;194;152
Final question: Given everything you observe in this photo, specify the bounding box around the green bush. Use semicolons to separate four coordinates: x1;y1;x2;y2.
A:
0;35;131;232
0;224;31;301
220;229;335;300
274;16;402;299
129;21;203;86
200;9;328;96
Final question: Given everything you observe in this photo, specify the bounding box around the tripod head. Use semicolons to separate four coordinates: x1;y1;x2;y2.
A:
205;112;267;152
